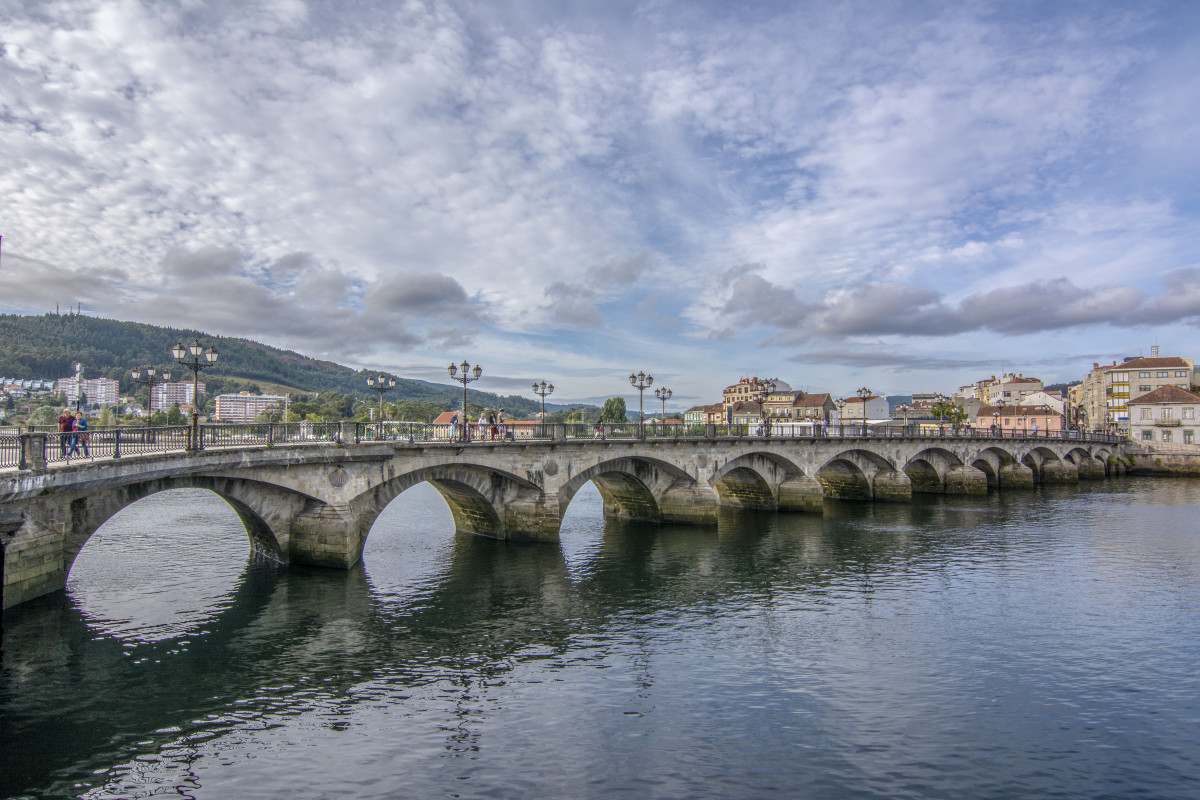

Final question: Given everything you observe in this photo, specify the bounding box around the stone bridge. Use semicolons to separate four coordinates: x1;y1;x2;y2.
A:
0;434;1123;610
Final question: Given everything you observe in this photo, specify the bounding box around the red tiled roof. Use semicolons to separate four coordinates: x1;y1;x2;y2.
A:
1127;385;1200;405
1099;357;1191;371
794;392;832;407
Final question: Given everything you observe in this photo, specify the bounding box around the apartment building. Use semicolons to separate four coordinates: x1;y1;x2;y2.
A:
1128;385;1200;445
150;381;206;412
54;369;120;408
214;392;284;423
1080;356;1195;431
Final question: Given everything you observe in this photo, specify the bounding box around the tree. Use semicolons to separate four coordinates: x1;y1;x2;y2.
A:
27;406;58;426
932;400;968;425
601;397;628;423
166;403;185;425
98;407;115;426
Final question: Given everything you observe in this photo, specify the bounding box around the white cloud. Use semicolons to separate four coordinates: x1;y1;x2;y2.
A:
2;0;1199;404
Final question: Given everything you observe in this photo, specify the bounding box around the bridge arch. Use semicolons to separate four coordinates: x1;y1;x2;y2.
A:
969;446;1019;490
903;447;964;494
351;463;546;543
816;449;909;502
710;452;807;511
1063;447;1109;479
59;476;317;572
557;456;697;523
1021;446;1077;484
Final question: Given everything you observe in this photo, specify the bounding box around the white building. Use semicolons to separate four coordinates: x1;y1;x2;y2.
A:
1128;386;1200;445
54;365;120;408
214;392;284;423
837;394;890;421
150;381;206;412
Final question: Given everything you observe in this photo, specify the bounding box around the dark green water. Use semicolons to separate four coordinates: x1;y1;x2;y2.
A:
2;478;1199;799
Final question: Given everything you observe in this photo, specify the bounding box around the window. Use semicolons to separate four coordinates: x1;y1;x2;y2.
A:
1176;371;1189;378
1139;385;1152;392
1162;430;1173;442
1186;430;1195;444
1141;408;1152;420
1158;371;1169;378
1163;407;1175;420
1139;371;1151;378
1185;407;1195;420
1142;430;1154;440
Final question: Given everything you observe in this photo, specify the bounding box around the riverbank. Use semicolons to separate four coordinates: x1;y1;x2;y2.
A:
1124;441;1200;476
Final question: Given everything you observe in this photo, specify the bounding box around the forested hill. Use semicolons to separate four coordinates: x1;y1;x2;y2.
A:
0;312;554;416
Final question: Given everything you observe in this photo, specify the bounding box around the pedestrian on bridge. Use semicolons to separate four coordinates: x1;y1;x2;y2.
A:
69;411;89;458
57;409;74;456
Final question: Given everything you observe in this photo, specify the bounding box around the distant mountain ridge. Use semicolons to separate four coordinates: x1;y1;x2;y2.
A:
0;312;564;416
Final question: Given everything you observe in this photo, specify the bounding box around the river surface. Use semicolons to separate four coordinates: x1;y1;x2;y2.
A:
2;478;1200;799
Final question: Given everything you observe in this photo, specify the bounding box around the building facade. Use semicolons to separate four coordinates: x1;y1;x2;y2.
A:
974;404;1064;434
837;395;890;421
150;381;207;412
213;392;284;423
1127;385;1200;445
54;369;120;408
1080;356;1195;431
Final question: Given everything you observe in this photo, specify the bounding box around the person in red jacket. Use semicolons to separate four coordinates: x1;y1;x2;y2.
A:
57;409;74;456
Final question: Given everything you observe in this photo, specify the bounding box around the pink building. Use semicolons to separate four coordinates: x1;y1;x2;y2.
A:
974;404;1064;434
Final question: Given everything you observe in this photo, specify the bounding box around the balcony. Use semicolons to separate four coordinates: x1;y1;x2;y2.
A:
1154;419;1182;427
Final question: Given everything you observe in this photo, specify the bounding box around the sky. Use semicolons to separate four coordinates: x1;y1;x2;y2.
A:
2;0;1199;411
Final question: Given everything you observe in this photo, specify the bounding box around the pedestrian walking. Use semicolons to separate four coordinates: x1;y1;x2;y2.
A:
498;409;506;440
57;408;74;456
70;411;89;457
489;411;497;441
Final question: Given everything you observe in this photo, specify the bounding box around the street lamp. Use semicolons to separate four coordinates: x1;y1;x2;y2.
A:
172;339;218;452
532;381;554;424
368;374;396;431
856;386;871;435
628;371;654;438
130;366;172;429
897;402;911;431
749;379;776;437
654;386;673;436
448;360;482;440
993;398;1006;436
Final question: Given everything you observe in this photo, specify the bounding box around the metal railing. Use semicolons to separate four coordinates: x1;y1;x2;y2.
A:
0;420;1126;471
1;431;20;469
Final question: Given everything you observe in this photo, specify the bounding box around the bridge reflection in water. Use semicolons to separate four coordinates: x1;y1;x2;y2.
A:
4;479;1193;799
1;428;1125;611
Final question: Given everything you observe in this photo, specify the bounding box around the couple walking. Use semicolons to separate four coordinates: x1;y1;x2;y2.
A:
57;409;89;457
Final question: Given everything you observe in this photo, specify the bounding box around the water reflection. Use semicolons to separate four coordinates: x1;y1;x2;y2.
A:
2;479;1199;798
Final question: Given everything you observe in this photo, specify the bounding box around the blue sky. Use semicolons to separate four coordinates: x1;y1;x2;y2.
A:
2;0;1199;411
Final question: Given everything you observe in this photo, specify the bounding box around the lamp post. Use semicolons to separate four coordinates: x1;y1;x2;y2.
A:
130;366;171;429
368;374;396;427
628;371;653;439
836;398;846;431
994;398;1006;437
172;339;218;452
448;360;482;441
748;379;776;437
532;380;554;424
654;386;673;435
897;402;911;432
856;386;871;435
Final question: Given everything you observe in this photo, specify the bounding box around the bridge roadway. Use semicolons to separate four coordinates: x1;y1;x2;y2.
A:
0;427;1124;610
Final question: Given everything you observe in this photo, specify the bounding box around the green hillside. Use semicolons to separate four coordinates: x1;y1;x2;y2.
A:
0;312;563;417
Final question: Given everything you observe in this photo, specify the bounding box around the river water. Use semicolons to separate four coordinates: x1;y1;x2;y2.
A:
2;478;1199;799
